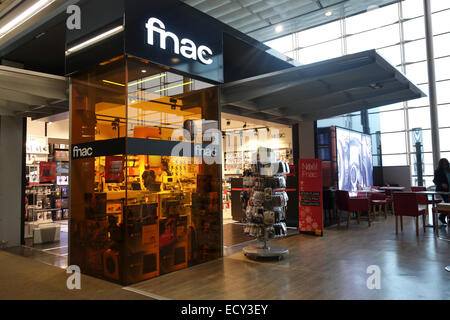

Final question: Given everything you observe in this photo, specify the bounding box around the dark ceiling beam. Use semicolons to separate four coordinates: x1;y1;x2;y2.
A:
303;89;416;121
241;71;396;115
0;107;16;116
221;105;298;125
0;87;49;106
221;55;375;104
0;79;66;100
280;83;411;118
226;101;287;118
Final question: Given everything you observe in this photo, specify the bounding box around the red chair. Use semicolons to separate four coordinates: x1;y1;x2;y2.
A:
369;192;389;219
411;186;442;216
336;190;371;228
392;192;427;236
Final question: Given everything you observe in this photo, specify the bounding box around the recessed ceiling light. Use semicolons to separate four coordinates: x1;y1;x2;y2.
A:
275;25;283;33
141;69;147;73
325;11;333;17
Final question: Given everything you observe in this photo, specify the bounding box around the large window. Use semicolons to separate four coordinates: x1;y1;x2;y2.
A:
265;0;450;186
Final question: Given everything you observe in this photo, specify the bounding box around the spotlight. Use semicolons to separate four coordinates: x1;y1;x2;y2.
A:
227;120;231;126
243;122;247;129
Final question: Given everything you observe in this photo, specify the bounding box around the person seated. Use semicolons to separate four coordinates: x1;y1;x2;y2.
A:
433;158;450;225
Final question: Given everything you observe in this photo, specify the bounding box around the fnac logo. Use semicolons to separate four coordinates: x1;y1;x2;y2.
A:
145;17;213;65
72;145;93;159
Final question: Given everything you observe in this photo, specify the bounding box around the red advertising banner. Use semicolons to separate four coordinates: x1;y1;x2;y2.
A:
39;162;57;184
105;156;124;183
299;159;323;236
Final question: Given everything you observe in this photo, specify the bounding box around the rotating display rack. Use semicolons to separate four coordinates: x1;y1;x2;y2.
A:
242;148;290;260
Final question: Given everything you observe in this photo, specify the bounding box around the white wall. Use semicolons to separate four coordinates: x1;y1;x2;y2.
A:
27;118;69;140
0;116;23;247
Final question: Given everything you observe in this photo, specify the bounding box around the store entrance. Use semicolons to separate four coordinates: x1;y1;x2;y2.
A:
24;116;69;265
221;113;296;250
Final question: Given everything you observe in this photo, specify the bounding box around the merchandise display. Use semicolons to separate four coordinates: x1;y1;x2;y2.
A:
24;139;70;244
69;56;221;285
242;147;290;260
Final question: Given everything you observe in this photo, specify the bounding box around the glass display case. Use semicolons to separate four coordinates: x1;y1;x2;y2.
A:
70;56;221;285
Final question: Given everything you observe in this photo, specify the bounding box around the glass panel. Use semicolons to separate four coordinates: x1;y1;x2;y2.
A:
377;45;402;66
407;83;429;107
402;0;424;19
264;34;294;54
297;20;341;47
432;10;450;34
408;107;431;129
70;56;220;285
405;61;428;84
403;17;425;41
436;80;450;104
70;57;127;283
440;128;450;151
346;24;400;53
382;154;408;166
378;102;404;112
346;4;399;34
381;132;407;153
379;110;405;132
438;104;450;127
431;0;450;12
297;39;341;64
435;57;450;81
434;33;450;58
410;152;434;176
409;128;432;152
126;57;221;282
404;39;426;63
71;58;127;144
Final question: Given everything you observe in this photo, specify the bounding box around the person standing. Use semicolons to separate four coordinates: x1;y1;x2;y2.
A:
142;165;156;190
433;158;450;224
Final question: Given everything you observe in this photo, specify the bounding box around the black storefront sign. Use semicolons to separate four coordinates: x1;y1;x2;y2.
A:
125;0;224;83
71;138;218;160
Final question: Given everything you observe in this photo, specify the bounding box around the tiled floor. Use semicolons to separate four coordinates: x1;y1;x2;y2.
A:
4;214;449;300
127;215;450;300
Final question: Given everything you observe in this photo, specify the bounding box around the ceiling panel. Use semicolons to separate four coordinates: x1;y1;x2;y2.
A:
181;0;401;42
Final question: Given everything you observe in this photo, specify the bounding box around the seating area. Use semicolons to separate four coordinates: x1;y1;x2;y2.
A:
336;186;449;237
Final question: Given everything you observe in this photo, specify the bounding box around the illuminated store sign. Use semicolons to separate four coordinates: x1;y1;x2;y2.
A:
146;17;213;65
125;0;224;83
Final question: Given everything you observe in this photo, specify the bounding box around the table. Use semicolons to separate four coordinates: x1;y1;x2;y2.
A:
415;191;450;235
379;186;406;191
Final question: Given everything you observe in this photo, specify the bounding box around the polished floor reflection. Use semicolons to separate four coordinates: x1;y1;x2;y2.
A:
128;215;450;300
8;221;69;269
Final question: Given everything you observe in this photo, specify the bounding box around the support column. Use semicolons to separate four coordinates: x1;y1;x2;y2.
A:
423;0;440;168
298;120;316;159
0;116;24;248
